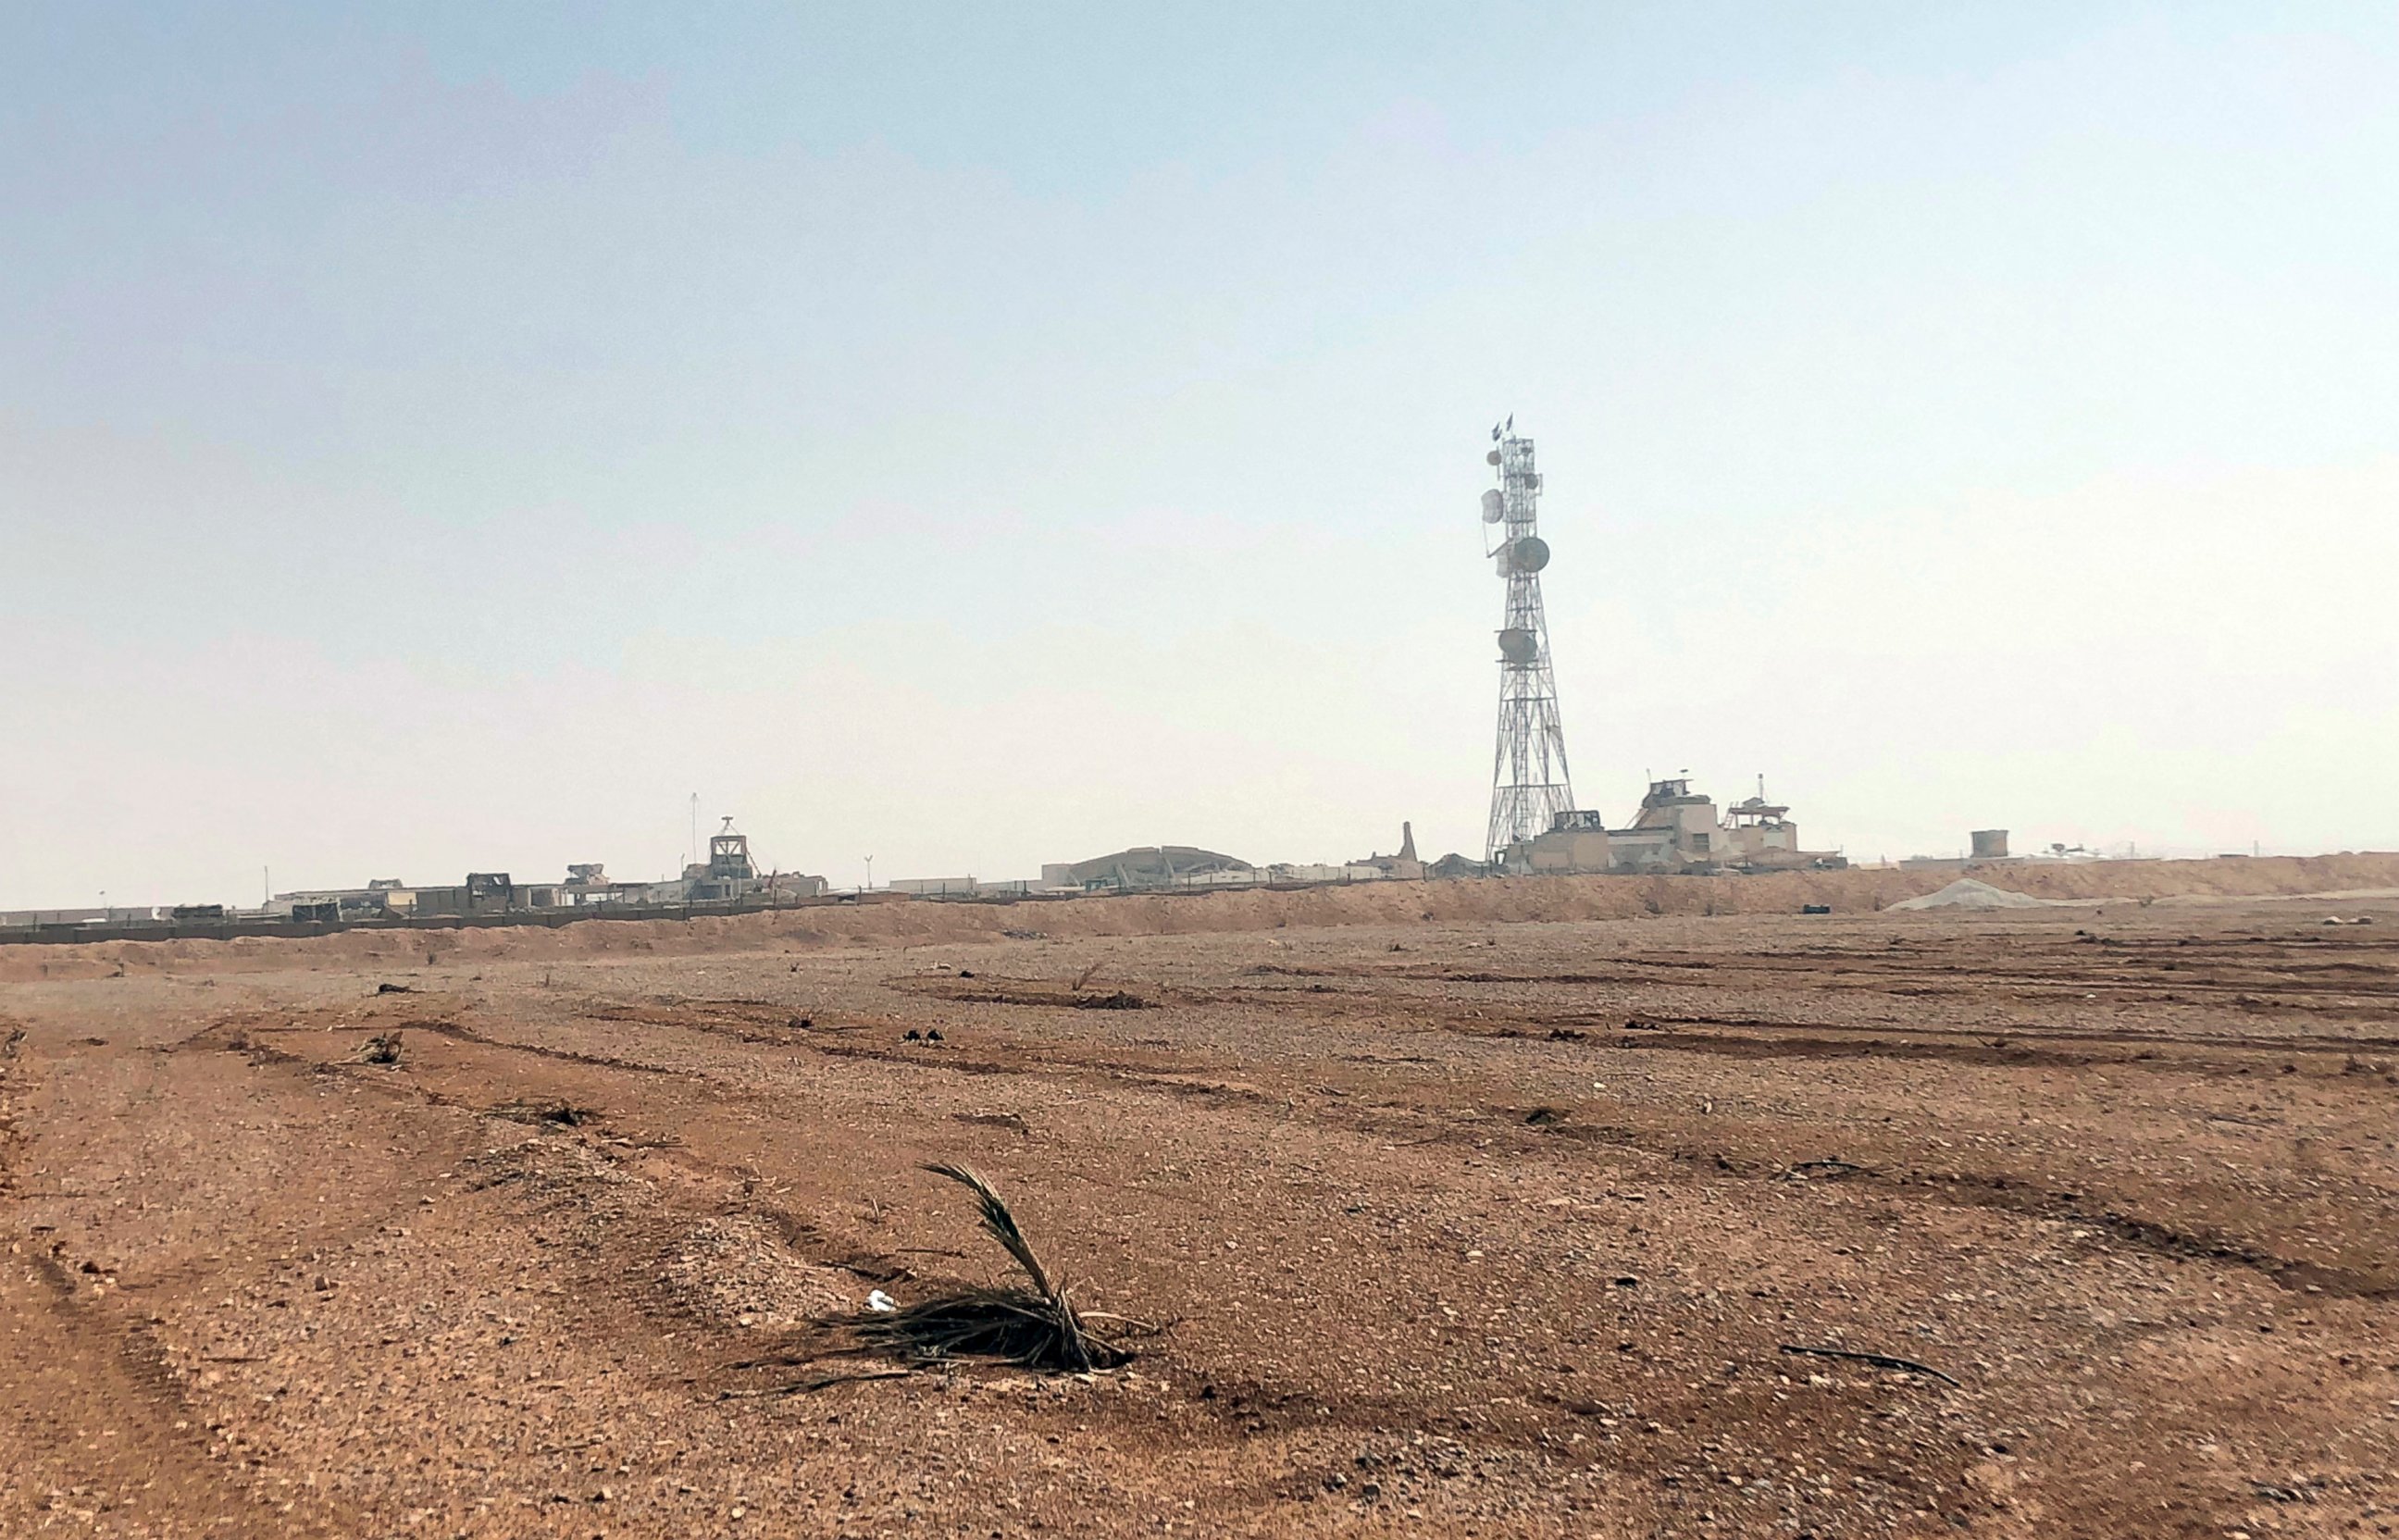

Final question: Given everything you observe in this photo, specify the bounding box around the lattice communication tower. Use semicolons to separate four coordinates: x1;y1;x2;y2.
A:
1481;419;1574;862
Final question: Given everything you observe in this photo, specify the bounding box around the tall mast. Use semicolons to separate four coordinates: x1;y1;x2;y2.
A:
1482;421;1574;863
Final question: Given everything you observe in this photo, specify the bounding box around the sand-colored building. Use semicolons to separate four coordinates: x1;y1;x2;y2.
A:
1502;777;1841;876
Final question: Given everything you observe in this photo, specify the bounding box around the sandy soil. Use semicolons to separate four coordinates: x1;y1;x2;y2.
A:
5;883;2397;1537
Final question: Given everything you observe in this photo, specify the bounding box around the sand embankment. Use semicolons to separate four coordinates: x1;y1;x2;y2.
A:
6;851;2395;984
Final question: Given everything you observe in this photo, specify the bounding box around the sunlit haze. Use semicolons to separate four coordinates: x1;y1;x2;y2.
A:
6;3;2396;908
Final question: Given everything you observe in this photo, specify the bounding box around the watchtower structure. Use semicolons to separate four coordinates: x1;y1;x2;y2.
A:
707;818;756;882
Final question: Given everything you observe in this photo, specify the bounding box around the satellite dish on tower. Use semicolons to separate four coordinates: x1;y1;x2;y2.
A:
1498;627;1538;664
1485;448;1501;466
1480;489;1504;523
1508;535;1550;573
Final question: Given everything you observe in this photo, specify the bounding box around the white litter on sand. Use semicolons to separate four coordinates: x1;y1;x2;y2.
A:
1889;877;2051;912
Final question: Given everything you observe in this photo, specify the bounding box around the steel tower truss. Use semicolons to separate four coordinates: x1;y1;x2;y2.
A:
1484;427;1574;862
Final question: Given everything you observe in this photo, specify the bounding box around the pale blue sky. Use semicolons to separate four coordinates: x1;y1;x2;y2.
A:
4;3;2395;906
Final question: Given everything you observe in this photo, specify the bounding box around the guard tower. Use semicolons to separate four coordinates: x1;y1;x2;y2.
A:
1481;419;1575;861
706;818;756;882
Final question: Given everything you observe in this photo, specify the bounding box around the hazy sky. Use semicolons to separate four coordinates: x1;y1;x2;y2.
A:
5;3;2396;908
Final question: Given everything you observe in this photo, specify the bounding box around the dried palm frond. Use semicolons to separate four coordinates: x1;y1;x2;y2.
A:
486;1098;596;1127
926;1161;1054;1296
828;1163;1135;1372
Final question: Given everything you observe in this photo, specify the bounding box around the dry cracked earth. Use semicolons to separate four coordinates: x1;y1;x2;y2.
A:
4;900;2398;1538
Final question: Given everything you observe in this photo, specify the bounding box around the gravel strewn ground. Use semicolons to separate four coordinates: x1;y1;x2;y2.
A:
5;898;2396;1537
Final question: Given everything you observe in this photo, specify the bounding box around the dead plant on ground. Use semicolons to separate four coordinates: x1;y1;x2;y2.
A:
487;1098;598;1127
1778;1344;1960;1387
358;1032;404;1065
828;1163;1137;1372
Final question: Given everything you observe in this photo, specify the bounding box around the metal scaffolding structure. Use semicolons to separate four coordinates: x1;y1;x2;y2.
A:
1482;420;1575;862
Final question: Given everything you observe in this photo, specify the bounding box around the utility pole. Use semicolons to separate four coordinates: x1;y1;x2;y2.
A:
864;856;874;894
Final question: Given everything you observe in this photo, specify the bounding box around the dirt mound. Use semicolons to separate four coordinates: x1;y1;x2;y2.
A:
1889;877;2050;911
662;1215;858;1331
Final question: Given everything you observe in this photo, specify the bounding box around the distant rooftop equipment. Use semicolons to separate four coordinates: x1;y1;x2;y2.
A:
1970;829;2010;860
463;873;514;913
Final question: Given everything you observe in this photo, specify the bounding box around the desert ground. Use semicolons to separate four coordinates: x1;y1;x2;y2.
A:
5;863;2398;1538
